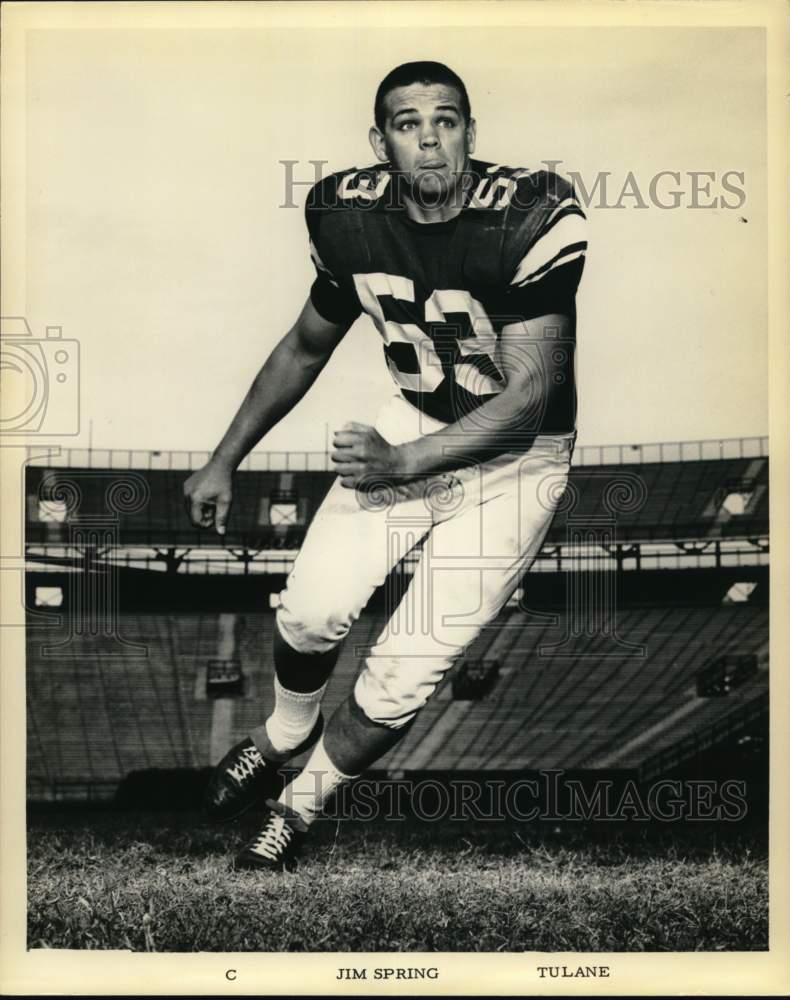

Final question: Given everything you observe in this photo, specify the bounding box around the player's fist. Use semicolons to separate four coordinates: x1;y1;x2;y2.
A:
183;458;234;535
331;421;403;489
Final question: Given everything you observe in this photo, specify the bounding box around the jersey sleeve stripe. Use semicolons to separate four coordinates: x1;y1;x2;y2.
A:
309;238;340;288
509;212;588;287
544;196;587;228
512;246;587;287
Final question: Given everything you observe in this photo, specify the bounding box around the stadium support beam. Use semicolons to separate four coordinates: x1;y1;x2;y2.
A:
674;540;712;554
229;548;254;574
153;547;190;574
609;543;641;571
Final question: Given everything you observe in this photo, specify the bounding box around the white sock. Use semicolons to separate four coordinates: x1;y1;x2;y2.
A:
264;676;327;754
278;736;357;826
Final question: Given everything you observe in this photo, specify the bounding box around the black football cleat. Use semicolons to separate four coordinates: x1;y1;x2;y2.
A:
234;800;308;873
204;714;323;823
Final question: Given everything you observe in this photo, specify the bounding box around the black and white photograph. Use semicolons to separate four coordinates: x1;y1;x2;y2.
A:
1;0;788;994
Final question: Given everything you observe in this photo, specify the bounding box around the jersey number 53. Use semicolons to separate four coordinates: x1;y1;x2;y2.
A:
352;272;505;398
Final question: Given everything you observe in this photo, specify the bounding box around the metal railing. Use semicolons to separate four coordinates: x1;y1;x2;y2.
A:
27;779;118;803
572;435;767;467
25;536;769;576
26;435;768;472
638;689;769;782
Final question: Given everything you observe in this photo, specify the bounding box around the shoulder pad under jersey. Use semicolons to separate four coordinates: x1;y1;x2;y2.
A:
305;164;394;220
465;161;576;213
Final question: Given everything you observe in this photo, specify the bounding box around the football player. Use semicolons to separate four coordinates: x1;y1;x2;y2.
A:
184;61;587;870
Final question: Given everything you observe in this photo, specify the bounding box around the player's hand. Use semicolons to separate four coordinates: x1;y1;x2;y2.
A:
183;458;234;535
331;422;404;489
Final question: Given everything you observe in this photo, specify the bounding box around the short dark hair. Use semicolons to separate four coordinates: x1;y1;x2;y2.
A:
374;61;471;130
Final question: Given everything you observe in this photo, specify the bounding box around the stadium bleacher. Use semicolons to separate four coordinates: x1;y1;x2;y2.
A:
24;438;769;800
26;600;768;796
25;451;768;549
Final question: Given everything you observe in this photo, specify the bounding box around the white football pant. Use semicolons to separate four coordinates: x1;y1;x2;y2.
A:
276;393;575;728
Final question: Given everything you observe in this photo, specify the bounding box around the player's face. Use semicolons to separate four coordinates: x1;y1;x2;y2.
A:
369;83;476;210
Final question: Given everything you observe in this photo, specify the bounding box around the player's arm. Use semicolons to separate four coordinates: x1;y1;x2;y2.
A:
211;298;350;470
184;297;352;533
331;313;573;486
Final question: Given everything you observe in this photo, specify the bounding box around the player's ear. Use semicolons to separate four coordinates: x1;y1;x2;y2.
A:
369;126;388;163
466;117;477;155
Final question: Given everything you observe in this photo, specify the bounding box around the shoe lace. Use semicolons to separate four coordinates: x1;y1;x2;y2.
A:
250;814;294;860
228;745;264;784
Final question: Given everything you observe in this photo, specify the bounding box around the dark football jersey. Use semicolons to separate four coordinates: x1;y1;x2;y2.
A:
306;158;587;431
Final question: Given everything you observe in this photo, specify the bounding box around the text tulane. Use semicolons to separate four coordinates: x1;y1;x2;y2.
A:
537;965;610;978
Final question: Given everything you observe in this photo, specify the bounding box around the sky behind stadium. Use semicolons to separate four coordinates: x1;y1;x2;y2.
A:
15;18;767;456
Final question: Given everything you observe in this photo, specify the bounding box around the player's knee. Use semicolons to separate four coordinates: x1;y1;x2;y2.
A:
353;664;430;729
276;595;353;655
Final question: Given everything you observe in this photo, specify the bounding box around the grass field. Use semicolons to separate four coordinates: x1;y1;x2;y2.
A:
27;804;767;952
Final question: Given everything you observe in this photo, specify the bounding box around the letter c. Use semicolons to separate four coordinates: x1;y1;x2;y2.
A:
226;969;237;981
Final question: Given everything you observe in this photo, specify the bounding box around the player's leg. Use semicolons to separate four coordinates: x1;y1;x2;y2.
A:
354;443;573;728
247;624;336;759
253;468;431;744
252;393;433;756
208;472;431;823
262;440;573;842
